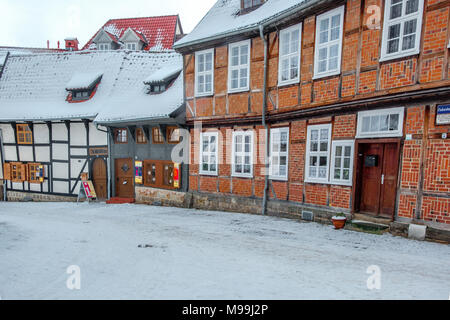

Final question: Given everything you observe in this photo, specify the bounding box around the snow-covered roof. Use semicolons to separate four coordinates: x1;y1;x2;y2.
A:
83;15;181;51
0;50;184;124
174;0;316;50
0;52;7;67
66;72;103;91
144;65;182;84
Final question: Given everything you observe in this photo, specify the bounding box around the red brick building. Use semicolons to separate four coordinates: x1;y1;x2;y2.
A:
174;0;450;231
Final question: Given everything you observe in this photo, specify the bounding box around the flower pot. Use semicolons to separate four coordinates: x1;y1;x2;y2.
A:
332;216;347;230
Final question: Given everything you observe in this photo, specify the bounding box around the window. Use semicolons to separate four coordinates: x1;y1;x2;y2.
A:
356;107;405;138
10;162;27;182
28;163;44;184
381;0;424;61
16;124;32;145
330;141;354;186
152;127;164;144
98;43;110;50
242;0;264;10
195;49;214;97
270;128;289;180
305;124;332;183
136;128;147;144
167;126;180;144
71;90;91;101
143;160;180;190
126;43;137;50
114;128;128;144
314;6;345;79
144;161;157;186
232;131;254;178
279;23;302;86
200;132;218;176
228;40;250;93
149;84;166;94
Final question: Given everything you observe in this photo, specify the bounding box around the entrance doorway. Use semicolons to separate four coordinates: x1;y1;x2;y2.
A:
92;158;107;200
115;158;134;198
354;140;400;219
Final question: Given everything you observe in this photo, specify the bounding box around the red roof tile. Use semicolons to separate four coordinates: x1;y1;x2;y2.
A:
82;15;180;51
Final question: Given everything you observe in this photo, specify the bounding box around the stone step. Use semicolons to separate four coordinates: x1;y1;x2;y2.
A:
350;220;390;230
106;197;135;204
353;213;392;226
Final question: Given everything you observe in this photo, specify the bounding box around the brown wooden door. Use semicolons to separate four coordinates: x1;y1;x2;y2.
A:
359;142;399;218
115;158;134;198
92;158;107;200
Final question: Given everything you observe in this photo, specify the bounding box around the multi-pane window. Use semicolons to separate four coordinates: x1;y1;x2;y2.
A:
279;23;302;86
195;49;214;97
200;132;218;175
114;128;128;144
98;43;110;50
152;127;164;144
28;163;44;184
232;131;254;178
356;107;404;138
270;128;289;180
330;141;354;186
136;128;147;144
314;6;344;79
10;162;26;182
242;0;263;10
381;0;424;61
305;124;332;182
228;40;250;93
16;124;33;144
167;126;180;144
126;43;137;50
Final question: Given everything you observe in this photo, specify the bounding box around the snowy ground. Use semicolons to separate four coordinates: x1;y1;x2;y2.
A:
0;202;449;300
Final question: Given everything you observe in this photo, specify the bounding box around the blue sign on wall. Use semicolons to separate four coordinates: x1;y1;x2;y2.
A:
436;105;450;124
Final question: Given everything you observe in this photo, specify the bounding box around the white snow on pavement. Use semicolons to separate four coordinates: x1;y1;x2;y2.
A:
0;202;448;300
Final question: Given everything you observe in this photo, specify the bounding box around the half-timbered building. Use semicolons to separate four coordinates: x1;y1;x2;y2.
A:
174;0;450;235
0;49;185;202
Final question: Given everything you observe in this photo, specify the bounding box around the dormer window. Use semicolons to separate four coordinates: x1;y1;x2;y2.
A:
241;0;264;13
66;72;103;103
126;43;138;51
144;66;182;95
98;43;111;51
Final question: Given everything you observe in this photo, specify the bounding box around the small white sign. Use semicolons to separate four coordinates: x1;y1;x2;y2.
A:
436;105;450;125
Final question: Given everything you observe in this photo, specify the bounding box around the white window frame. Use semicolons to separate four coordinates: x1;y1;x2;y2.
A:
305;124;332;183
98;43;110;51
330;140;355;186
313;5;345;79
195;49;215;97
380;0;424;62
278;23;302;86
356;107;405;138
126;42;137;50
231;130;254;178
228;40;251;93
269;127;290;181
199;132;218;176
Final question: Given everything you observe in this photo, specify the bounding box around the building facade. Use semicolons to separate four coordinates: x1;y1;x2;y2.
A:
174;0;450;229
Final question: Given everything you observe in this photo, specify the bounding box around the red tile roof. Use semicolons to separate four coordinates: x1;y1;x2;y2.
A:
82;15;180;51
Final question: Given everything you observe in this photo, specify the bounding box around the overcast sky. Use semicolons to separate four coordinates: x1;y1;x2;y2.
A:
0;0;217;48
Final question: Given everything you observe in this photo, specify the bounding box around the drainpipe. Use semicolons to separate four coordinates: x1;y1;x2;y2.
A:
96;122;111;200
259;24;269;215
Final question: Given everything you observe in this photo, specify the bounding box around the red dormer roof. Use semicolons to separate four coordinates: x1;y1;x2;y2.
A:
83;15;181;51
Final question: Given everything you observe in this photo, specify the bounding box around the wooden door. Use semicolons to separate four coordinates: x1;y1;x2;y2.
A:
358;142;399;218
92;158;107;199
115;158;134;198
360;143;384;214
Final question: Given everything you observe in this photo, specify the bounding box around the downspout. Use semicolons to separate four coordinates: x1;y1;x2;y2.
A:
259;24;269;215
96;122;111;200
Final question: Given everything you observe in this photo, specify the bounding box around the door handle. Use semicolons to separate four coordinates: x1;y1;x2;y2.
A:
381;174;385;185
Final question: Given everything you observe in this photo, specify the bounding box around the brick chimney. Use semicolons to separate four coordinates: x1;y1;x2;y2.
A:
64;38;79;51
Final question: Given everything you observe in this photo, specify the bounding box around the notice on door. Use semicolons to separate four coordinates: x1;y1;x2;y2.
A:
436;104;450;125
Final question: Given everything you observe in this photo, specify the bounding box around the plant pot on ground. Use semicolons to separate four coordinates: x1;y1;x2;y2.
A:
332;213;347;230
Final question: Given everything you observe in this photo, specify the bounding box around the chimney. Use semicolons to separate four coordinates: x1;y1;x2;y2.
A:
64;38;79;51
47;40;50;49
57;41;60;49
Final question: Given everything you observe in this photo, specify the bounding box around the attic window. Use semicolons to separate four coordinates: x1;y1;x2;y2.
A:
241;0;264;13
66;72;103;103
144;66;182;95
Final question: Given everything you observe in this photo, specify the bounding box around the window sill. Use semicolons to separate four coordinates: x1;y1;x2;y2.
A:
269;176;288;182
232;173;253;179
278;79;300;88
379;49;420;63
304;179;353;187
228;88;250;94
356;132;403;139
312;70;341;80
195;92;214;98
199;171;218;177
